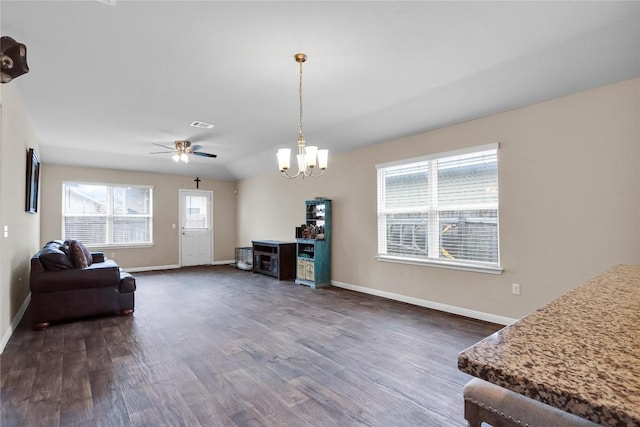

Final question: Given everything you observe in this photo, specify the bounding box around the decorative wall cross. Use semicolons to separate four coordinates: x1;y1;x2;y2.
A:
194;177;201;189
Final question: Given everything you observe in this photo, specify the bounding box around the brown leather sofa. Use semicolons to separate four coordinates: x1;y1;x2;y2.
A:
30;240;136;330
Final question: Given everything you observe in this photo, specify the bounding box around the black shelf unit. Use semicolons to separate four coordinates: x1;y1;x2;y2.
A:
252;240;296;280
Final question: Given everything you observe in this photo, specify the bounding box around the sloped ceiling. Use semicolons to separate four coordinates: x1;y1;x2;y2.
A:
2;1;639;180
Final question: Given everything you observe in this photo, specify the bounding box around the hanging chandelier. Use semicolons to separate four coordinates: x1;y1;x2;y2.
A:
277;53;328;178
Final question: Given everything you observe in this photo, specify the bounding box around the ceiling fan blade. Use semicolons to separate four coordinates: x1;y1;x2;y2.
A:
149;150;175;154
190;144;202;151
192;151;217;158
152;142;176;151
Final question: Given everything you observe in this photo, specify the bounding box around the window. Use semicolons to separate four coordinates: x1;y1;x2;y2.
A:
184;195;209;229
376;144;501;273
62;182;153;247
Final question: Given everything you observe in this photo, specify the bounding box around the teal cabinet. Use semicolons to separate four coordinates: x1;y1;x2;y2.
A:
295;199;331;288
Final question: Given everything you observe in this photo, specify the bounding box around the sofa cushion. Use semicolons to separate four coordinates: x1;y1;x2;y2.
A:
65;239;93;267
38;243;74;271
31;259;122;294
69;240;90;269
81;242;93;266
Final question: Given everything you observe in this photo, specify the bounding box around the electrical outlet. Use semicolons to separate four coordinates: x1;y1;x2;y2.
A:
512;283;521;295
111;252;116;259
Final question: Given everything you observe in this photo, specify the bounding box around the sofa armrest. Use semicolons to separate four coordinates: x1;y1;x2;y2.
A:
31;260;121;294
30;256;46;273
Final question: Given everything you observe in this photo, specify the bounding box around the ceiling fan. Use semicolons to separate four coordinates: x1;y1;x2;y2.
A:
150;140;217;163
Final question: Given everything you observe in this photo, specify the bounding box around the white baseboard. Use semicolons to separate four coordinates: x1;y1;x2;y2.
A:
331;280;517;326
126;264;181;273
212;260;235;266
0;292;31;354
126;261;234;273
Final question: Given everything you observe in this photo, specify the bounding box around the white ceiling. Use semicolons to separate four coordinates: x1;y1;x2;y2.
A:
2;1;639;181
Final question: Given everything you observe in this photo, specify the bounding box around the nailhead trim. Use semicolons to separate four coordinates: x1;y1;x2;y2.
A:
464;396;530;427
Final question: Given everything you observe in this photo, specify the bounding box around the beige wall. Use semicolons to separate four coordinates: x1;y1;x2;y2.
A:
238;78;640;321
2;77;638;344
0;83;41;346
41;165;237;268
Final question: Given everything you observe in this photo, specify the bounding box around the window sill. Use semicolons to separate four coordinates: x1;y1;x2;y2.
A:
376;255;503;275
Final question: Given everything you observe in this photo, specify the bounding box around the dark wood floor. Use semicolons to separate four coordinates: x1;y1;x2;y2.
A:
1;265;500;426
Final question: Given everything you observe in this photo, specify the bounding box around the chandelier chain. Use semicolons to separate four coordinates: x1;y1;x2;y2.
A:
299;59;304;140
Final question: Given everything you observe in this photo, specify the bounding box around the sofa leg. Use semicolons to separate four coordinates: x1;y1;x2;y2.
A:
33;322;50;331
121;309;134;317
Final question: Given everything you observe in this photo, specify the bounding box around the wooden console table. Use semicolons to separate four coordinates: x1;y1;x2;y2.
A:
458;264;640;426
251;240;296;281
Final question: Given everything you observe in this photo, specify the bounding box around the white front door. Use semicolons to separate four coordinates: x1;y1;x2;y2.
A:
179;189;213;266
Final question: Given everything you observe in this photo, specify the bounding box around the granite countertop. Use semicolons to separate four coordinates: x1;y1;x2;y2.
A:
458;264;640;426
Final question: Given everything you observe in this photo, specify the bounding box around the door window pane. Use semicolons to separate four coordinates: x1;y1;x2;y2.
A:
184;196;208;229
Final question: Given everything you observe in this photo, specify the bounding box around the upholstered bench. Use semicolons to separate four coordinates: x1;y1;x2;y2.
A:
463;378;599;427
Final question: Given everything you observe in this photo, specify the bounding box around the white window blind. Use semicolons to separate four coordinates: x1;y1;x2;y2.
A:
62;182;153;246
376;144;500;272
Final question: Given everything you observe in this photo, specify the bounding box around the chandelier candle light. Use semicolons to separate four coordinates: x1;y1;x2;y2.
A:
277;53;328;178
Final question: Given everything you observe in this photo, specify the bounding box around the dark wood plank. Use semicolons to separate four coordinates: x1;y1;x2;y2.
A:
1;265;501;426
88;369;131;427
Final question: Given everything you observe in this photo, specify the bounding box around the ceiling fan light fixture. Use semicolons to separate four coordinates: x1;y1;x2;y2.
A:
150;139;217;162
277;53;328;179
172;140;192;163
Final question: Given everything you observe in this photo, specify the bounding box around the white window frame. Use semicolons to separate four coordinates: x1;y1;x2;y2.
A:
376;143;502;274
62;181;154;249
